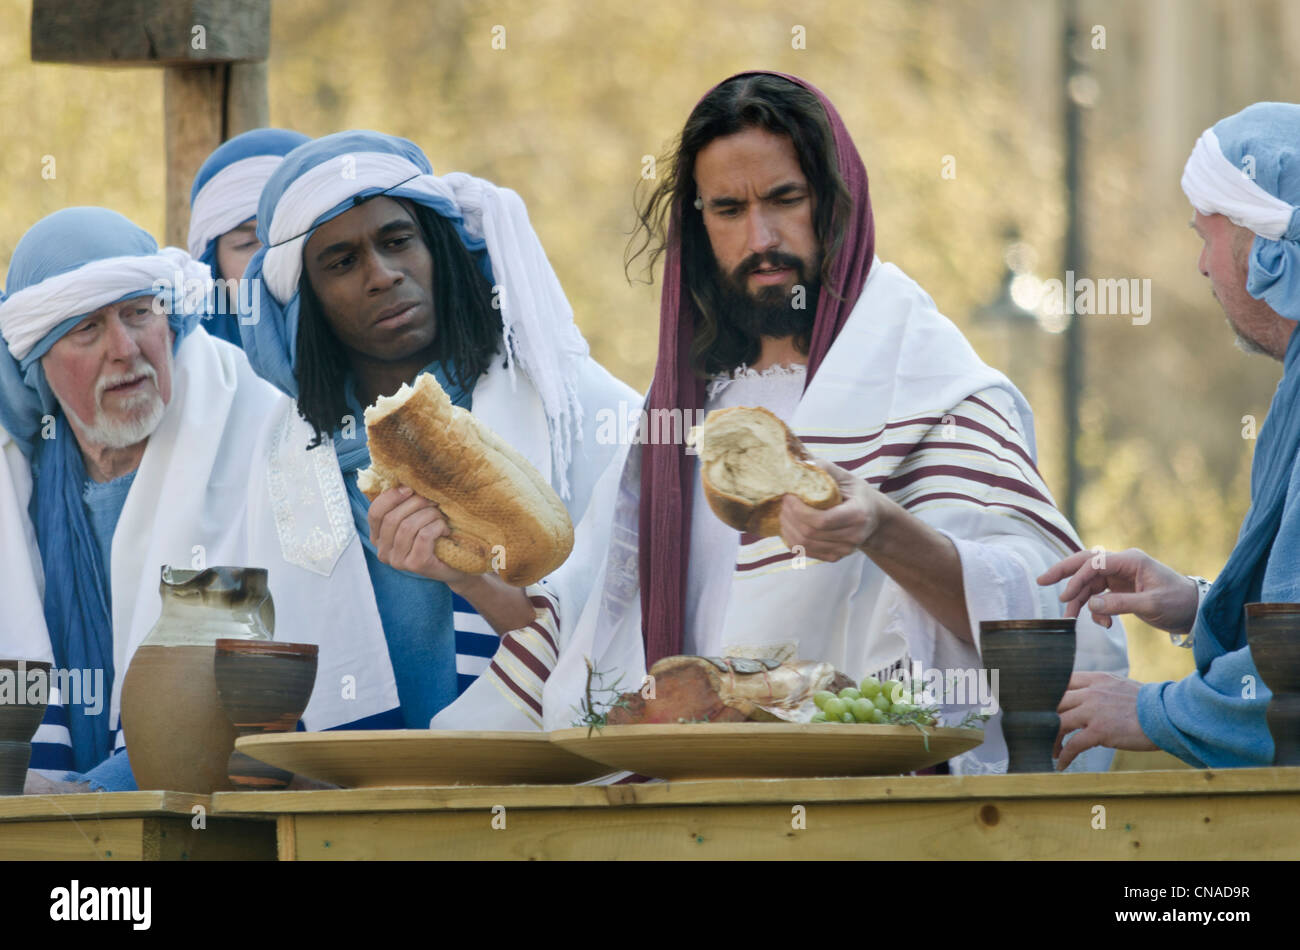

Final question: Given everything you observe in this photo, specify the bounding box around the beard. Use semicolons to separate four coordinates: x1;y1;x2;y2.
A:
61;357;170;451
714;250;820;344
1233;331;1270;357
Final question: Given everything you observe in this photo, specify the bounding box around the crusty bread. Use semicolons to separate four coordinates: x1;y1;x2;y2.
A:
356;373;573;587
691;406;840;537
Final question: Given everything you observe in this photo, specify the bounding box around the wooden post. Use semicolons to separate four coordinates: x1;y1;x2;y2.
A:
164;67;224;248
31;0;271;246
225;61;270;136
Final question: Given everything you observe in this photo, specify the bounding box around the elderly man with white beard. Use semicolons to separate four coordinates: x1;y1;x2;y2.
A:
1040;102;1300;768
0;207;400;792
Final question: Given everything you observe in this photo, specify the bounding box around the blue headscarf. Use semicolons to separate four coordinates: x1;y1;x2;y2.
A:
0;208;204;770
188;128;309;346
1187;104;1300;653
1183;102;1300;321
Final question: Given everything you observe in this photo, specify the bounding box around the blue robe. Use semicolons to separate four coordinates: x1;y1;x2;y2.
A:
337;363;477;729
1137;332;1300;766
48;470;139;791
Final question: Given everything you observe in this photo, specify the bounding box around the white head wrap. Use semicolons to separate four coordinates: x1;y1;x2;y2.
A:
187;155;284;261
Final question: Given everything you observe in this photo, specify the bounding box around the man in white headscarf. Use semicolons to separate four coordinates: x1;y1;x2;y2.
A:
1041;102;1300;768
187;127;310;347
243;131;638;732
0;207;399;792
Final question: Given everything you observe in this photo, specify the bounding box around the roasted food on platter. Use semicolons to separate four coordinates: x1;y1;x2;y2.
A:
607;655;856;724
356;372;574;586
690;406;840;537
607;655;940;727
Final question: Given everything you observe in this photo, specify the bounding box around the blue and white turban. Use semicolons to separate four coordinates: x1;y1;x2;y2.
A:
187;128;310;277
243;130;589;495
0;207;210;458
1182;102;1300;320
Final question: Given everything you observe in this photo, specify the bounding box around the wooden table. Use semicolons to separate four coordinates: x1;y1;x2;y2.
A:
211;767;1300;860
0;791;277;860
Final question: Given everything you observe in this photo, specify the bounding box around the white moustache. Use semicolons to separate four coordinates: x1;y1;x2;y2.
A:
96;364;159;402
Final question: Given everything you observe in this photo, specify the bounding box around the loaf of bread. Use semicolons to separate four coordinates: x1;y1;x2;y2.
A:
356;373;574;587
690;406;840;537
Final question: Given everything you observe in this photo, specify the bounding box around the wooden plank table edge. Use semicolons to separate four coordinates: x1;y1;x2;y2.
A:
0;790;215;822
209;766;1300;816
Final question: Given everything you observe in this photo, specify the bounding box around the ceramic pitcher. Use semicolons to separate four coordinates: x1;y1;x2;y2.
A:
120;566;273;793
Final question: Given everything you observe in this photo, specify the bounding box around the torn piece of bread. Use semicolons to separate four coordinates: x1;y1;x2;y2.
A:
356;373;574;587
691;406;840;537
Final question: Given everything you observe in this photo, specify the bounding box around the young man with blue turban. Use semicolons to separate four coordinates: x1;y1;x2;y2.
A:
0;208;400;792
243;131;638;731
1041;102;1300;768
187;128;310;346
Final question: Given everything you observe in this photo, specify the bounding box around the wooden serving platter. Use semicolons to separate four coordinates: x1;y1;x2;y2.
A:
549;723;986;780
235;730;611;787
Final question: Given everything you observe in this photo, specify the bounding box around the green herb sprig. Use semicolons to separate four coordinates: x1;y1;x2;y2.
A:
571;658;630;736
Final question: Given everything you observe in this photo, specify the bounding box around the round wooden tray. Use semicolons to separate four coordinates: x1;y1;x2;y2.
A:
548;723;986;780
235;730;612;787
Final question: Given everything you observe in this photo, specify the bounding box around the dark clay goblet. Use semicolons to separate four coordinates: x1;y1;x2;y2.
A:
0;660;52;795
1245;603;1300;766
214;640;318;790
980;620;1077;772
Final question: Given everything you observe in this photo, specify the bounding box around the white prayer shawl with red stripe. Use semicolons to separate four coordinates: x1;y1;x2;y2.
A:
543;260;1128;774
431;588;563;730
426;352;637;731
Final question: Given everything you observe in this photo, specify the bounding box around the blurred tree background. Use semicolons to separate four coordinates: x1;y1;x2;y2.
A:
3;0;1297;686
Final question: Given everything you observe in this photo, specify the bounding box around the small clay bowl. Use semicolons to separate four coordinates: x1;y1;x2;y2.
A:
214;641;318;790
1245;603;1300;766
0;660;51;795
980;620;1077;772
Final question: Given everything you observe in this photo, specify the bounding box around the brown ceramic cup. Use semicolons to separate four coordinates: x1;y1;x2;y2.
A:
214;640;318;790
1244;603;1300;766
0;660;52;795
979;620;1077;773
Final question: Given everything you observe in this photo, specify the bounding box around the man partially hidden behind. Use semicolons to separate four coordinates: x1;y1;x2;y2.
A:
187;127;310;346
537;72;1128;773
1041;102;1300;768
243;131;638;731
0;208;399;791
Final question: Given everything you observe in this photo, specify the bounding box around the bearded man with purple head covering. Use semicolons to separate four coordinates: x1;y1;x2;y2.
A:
536;72;1128;774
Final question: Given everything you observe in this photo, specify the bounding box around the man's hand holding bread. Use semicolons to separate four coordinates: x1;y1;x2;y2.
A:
358;374;574;635
367;485;471;585
777;458;887;563
694;407;974;642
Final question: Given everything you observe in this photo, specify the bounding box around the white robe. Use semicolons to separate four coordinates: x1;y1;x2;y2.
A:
0;424;47;658
542;260;1129;774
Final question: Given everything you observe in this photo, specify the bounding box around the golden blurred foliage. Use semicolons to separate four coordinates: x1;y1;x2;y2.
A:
4;0;1295;687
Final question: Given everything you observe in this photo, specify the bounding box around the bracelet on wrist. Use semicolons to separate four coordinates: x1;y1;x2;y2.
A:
1169;576;1210;648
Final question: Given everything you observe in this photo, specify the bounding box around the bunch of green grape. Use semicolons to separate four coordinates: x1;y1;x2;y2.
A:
810;676;934;725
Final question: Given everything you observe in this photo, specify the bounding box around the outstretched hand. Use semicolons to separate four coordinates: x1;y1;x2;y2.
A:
1037;547;1199;635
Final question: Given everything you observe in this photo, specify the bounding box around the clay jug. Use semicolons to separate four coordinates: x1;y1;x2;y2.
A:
121;566;274;793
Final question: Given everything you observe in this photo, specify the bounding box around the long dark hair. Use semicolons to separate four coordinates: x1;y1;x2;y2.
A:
626;73;852;378
295;200;503;446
